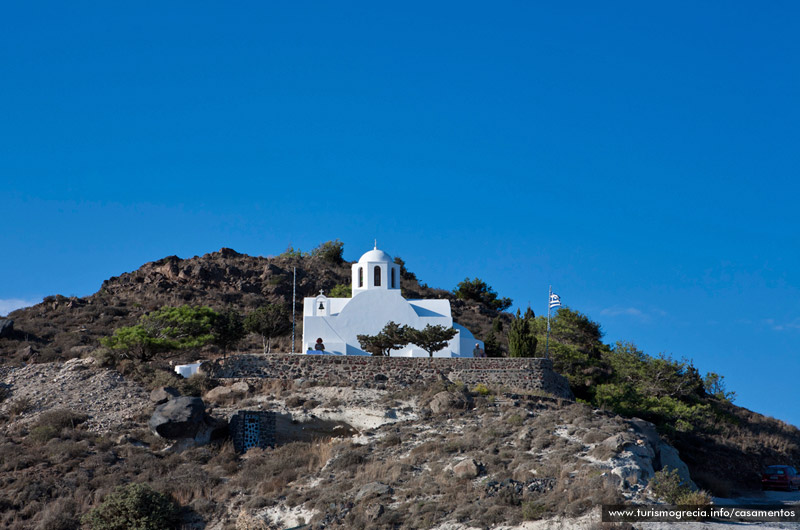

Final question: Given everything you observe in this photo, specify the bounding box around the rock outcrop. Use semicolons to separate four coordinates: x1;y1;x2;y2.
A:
606;417;697;491
0;319;13;338
148;396;227;445
429;391;471;414
150;386;180;405
452;458;480;478
149;396;207;439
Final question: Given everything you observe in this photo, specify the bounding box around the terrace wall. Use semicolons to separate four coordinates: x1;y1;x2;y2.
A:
204;354;574;400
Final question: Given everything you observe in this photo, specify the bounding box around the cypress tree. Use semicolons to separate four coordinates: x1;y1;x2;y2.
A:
508;307;537;357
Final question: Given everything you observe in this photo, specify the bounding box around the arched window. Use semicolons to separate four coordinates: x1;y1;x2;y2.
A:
374;265;381;287
358;267;363;287
391;268;396;288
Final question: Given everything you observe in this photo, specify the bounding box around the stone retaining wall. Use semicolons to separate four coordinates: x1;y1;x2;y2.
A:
204;354;574;400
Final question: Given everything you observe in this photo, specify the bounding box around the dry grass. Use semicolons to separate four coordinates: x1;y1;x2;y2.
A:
354;459;411;484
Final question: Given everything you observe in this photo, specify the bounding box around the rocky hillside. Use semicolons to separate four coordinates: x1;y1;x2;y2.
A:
2;243;800;525
0;247;508;364
0;358;704;529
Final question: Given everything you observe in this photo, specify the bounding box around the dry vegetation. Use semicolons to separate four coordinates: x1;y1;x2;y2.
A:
0;376;635;529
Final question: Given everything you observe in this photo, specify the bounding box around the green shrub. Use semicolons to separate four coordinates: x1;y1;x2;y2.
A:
8;397;32;417
649;468;691;504
310;239;345;264
678;489;713;505
40;409;88;430
82;483;180;530
183;373;215;397
506;414;524;426
472;383;491;396
102;305;218;362
453;277;512;311
329;284;352;298
91;348;118;367
279;245;305;259
28;409;88;443
521;502;547;520
29;425;60;444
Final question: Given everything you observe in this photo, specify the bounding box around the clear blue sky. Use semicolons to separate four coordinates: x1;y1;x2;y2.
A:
2;2;798;427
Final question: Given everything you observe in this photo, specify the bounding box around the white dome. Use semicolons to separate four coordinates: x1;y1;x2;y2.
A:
358;248;392;263
352;245;401;295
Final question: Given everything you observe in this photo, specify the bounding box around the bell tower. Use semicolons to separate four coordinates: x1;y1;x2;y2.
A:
351;243;400;296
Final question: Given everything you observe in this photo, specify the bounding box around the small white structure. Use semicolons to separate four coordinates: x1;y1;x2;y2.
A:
174;362;203;378
302;245;483;357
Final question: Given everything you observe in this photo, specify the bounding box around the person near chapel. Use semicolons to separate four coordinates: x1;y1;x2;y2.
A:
473;343;485;358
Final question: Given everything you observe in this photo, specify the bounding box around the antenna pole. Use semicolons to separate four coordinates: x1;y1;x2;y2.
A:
545;285;551;360
291;266;296;354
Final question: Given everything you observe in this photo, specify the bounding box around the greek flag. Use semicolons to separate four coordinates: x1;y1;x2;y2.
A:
549;293;561;309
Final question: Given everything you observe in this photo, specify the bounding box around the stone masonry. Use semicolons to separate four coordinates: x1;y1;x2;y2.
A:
203;355;574;400
229;410;276;453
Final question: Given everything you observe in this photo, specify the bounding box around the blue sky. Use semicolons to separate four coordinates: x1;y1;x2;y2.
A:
2;2;798;427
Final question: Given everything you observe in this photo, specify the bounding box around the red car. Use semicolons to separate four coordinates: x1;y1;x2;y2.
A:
761;465;800;491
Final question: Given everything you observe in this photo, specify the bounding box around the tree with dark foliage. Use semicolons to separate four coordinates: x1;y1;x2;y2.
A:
213;308;245;354
508;307;537;357
454;277;512;312
357;321;410;356
406;324;458;357
244;304;291;354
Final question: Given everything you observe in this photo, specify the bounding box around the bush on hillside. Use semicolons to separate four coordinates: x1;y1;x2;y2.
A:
244;304;291;354
703;372;736;402
649;468;711;505
29;409;88;443
329;284;352;298
454;278;512;312
310;240;345;264
528;307;722;435
101;305;217;362
82;483;180;530
212;308;245;353
279;245;305;259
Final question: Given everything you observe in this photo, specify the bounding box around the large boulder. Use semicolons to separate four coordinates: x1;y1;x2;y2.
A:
658;441;697;490
429;391;471;414
150;386;180;405
601;432;639;453
149;396;206;439
355;482;393;502
629;418;660;448
0;319;13;338
453;458;480;479
608;418;696;492
204;381;250;403
16;345;35;361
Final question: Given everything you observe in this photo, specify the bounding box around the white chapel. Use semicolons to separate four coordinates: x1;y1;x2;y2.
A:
302;245;483;357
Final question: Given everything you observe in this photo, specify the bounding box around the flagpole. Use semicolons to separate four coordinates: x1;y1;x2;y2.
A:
545;285;551;359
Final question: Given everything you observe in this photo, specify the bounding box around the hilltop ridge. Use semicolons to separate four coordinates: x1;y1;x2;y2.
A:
0;247;506;364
